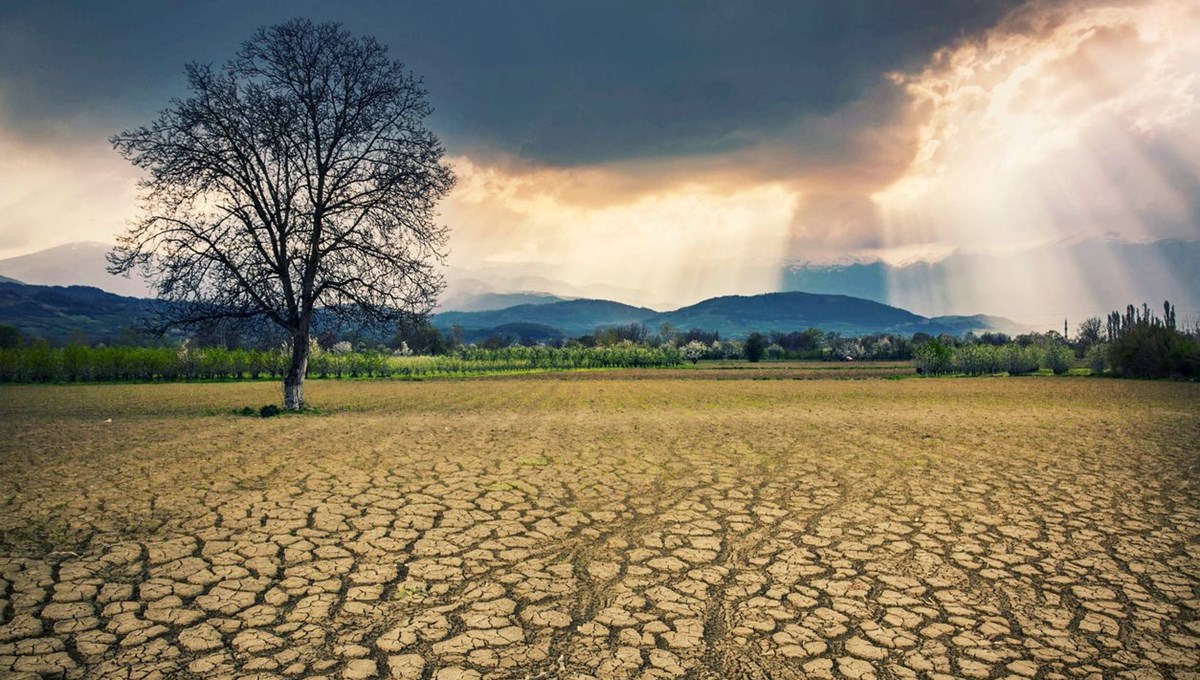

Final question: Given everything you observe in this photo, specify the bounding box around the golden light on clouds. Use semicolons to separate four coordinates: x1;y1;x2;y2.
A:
872;0;1200;321
876;0;1200;246
443;156;797;307
0;131;139;258
441;1;1200;313
2;0;1196;320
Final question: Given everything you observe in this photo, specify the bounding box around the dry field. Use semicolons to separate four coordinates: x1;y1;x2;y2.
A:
1;374;1198;679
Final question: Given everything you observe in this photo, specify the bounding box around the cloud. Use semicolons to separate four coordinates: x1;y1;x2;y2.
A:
441;156;796;306
0;119;139;258
866;0;1200;318
0;1;1025;162
438;0;1200;306
875;0;1200;248
4;0;1196;316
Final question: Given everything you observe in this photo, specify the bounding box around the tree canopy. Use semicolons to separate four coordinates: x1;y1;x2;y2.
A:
108;19;455;408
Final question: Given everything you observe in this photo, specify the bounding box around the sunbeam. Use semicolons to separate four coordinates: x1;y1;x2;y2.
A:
874;0;1200;324
442;157;796;308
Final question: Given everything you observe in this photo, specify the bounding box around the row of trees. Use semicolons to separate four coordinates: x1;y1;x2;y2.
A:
0;342;684;384
912;301;1199;379
1087;301;1197;378
913;340;1075;376
5;299;1194;380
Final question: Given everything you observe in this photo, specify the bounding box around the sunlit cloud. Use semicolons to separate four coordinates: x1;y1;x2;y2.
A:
442;156;797;308
872;0;1200;321
0;113;139;259
2;0;1196;323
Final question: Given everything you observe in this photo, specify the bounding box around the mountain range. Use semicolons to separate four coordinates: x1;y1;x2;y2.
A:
433;292;1021;342
0;277;1024;345
0;281;157;344
5;237;1195;343
780;238;1200;325
3;238;1196;323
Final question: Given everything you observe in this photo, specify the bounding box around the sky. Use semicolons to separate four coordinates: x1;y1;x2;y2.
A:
1;0;1198;320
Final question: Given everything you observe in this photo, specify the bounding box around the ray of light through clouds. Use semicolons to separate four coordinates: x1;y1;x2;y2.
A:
443;0;1200;318
0;122;140;258
1;0;1197;322
442;157;796;308
874;0;1200;322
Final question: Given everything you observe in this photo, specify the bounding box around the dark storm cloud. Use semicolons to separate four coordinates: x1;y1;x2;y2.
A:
0;0;1025;164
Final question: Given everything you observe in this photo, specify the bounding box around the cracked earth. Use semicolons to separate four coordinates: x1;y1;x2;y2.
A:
1;377;1198;679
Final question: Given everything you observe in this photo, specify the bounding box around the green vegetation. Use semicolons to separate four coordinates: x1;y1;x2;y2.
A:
1103;302;1198;378
912;301;1200;379
913;340;1066;376
0;343;683;383
4;297;1195;384
744;332;767;363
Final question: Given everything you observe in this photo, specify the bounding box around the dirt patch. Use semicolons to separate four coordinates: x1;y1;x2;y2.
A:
1;377;1197;678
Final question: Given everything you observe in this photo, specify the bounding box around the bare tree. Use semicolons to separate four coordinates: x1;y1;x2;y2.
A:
108;19;454;410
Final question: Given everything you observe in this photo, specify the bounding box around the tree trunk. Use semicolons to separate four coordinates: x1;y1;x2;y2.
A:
283;332;310;411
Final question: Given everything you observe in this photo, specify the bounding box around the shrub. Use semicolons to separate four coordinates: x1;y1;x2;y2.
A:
952;343;1002;375
913;339;952;375
259;404;282;418
680;341;706;364
1041;344;1074;375
744;333;767;363
1085;343;1108;374
1108;324;1199;378
1002;344;1040;375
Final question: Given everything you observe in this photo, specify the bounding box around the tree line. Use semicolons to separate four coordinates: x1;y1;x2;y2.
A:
3;299;1194;382
0;341;685;384
914;301;1198;379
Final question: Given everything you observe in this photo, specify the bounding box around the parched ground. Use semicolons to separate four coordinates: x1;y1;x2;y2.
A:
0;375;1198;680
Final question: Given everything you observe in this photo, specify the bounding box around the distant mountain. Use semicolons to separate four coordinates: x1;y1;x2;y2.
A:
781;238;1200;325
928;314;1031;336
648;291;964;337
5;237;1196;327
0;281;156;343
1;278;1022;344
0;242;153;298
435;299;656;337
434;291;1019;340
0;275;22;284
440;291;569;313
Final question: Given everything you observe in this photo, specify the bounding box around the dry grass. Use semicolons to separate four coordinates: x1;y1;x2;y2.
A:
1;376;1196;555
0;373;1197;677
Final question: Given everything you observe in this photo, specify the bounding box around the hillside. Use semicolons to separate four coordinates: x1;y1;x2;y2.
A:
0;242;153;298
0;280;1020;345
434;299;656;336
0;281;156;343
435;291;1020;339
648;291;956;337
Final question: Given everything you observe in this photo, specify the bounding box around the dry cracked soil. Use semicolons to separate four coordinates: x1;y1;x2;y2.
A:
0;375;1198;680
